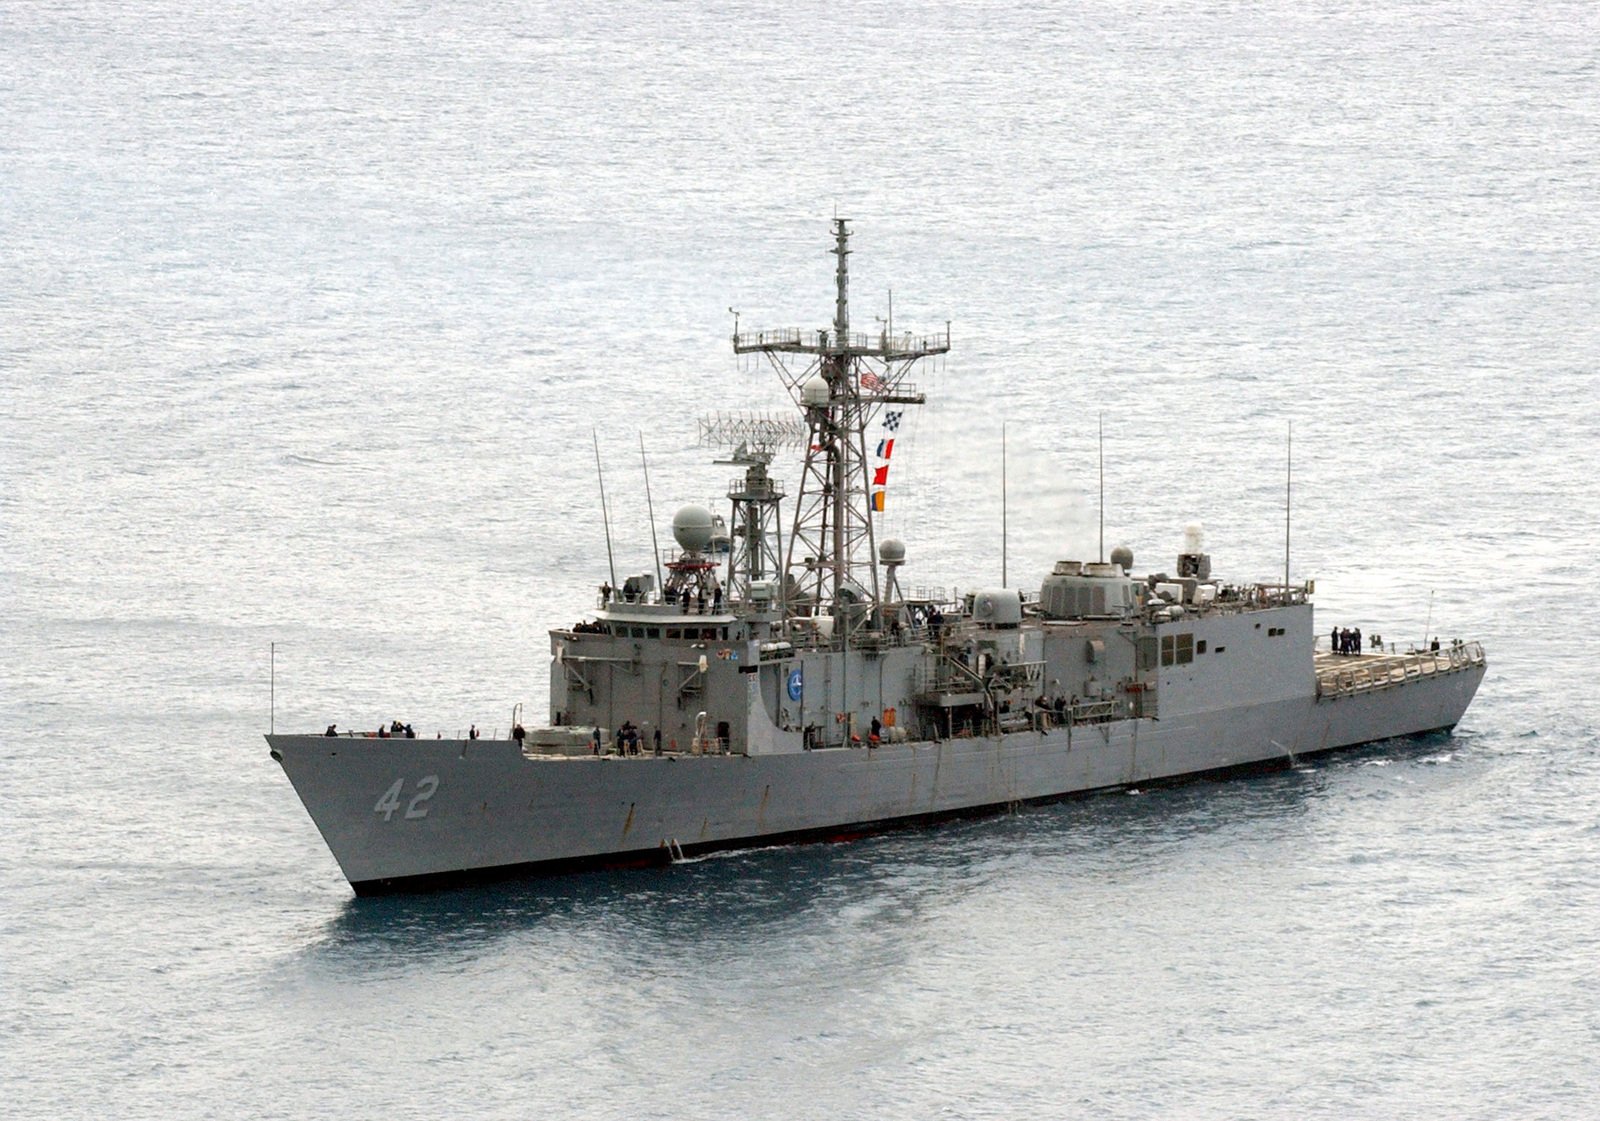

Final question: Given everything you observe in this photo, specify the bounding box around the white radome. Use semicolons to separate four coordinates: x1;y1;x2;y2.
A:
672;504;716;551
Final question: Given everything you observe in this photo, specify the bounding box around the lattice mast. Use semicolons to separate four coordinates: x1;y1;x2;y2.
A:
734;219;947;643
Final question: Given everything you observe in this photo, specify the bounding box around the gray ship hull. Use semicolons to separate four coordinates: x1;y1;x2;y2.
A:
268;660;1482;895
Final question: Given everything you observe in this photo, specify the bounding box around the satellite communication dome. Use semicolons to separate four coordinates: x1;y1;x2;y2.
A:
1110;545;1134;571
672;504;716;551
879;538;906;564
801;375;830;407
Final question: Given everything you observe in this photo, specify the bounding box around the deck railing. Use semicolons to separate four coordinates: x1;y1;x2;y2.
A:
734;327;950;356
1316;641;1486;699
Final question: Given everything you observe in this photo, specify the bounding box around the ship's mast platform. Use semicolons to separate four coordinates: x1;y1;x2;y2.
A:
734;327;949;362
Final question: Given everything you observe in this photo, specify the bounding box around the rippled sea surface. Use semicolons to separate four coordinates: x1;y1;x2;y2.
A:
5;2;1599;1117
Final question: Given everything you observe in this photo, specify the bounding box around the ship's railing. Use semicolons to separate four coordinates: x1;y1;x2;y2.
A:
779;618;942;652
726;475;783;497
1253;583;1311;606
1067;698;1121;725
1316;641;1485;699
591;594;730;615
915;654;987;695
863;380;924;401
1025;698;1125;730
323;728;501;741
1134;584;1315;623
734;327;950;356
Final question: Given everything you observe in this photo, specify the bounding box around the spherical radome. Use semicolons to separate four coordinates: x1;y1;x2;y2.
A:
672;504;716;551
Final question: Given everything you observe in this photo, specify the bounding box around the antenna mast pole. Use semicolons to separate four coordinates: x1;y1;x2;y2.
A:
640;432;663;597
830;220;850;621
1284;421;1292;602
1002;422;1008;587
593;429;618;592
1098;412;1105;564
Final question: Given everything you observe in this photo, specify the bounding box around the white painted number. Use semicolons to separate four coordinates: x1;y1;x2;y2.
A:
405;775;439;819
374;778;404;821
374;775;440;821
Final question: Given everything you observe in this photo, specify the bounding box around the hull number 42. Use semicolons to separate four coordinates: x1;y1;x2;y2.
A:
374;775;439;821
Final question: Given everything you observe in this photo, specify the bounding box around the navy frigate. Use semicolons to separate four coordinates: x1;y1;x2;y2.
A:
268;221;1486;895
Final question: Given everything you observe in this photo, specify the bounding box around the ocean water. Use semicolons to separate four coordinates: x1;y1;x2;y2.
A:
4;2;1599;1117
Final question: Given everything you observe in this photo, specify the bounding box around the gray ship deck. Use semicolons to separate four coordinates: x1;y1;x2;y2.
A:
1314;642;1485;699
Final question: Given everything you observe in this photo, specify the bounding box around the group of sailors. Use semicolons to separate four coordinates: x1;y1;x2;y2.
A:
664;585;722;613
908;603;946;639
1330;627;1381;655
1033;694;1077;721
598;582;724;614
320;720;469;740
595;720;664;756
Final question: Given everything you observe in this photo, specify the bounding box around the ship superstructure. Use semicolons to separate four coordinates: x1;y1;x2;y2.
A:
268;223;1486;894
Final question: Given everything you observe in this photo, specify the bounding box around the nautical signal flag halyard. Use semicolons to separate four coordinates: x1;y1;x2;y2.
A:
872;412;900;512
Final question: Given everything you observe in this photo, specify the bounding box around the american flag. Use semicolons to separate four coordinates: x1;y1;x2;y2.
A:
860;370;885;391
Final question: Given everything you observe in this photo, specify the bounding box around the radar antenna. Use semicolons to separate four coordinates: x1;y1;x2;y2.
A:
700;412;801;606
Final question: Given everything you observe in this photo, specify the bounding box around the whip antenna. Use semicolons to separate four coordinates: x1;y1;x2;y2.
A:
640;432;663;596
593;429;618;592
1284;421;1292;602
1098;412;1105;563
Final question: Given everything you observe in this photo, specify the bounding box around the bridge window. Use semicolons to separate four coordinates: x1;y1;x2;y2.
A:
1160;633;1195;667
